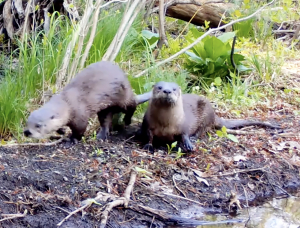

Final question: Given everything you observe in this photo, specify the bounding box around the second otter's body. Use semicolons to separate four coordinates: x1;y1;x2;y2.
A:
141;81;281;152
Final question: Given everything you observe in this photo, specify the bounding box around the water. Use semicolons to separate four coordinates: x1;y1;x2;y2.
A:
167;196;300;228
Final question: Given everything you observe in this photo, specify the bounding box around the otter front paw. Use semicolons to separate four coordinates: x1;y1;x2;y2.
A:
182;135;194;151
184;141;194;151
62;137;78;148
143;144;154;153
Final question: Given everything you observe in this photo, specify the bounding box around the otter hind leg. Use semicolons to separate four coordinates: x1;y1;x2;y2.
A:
123;105;137;126
97;110;113;140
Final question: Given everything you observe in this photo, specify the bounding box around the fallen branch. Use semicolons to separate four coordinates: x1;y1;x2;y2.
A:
0;209;28;222
226;129;266;135
150;0;224;14
134;0;275;78
99;169;137;228
207;167;266;178
57;169;137;228
0;138;64;147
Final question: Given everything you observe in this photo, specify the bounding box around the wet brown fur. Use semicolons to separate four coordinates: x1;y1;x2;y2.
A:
24;61;149;142
141;82;280;151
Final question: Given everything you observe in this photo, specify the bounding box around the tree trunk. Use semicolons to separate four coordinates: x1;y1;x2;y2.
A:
0;0;79;49
153;0;235;28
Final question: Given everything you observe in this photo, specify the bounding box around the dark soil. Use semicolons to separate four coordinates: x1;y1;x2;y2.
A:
0;110;300;228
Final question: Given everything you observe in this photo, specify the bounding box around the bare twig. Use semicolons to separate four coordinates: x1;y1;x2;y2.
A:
163;192;203;206
79;0;104;69
157;0;168;48
102;0;146;62
56;0;94;89
57;203;91;226
134;0;275;78
172;175;186;197
0;210;27;222
225;129;266;135
207;167;265;178
1;138;64;147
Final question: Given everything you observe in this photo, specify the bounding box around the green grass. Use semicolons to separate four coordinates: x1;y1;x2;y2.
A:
0;13;72;139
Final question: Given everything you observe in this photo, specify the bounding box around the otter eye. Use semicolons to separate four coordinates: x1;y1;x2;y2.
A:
50;115;55;119
173;88;176;91
35;124;41;128
158;86;162;90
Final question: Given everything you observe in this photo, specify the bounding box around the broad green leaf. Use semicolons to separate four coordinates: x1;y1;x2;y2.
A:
227;134;239;143
217;32;236;43
216;130;224;137
214;77;222;86
185;51;204;63
171;141;178;147
237;64;252;72
204;36;227;61
141;30;159;40
221;126;227;134
192;43;207;59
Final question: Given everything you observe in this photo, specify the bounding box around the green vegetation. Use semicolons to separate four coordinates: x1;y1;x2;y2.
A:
0;0;299;142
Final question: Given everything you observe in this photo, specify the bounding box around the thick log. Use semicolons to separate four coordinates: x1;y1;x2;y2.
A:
153;0;236;28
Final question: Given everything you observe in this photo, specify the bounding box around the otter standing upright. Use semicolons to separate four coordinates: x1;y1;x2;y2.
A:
24;61;151;143
140;81;281;152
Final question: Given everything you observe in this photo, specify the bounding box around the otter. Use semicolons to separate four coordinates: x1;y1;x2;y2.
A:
140;81;281;152
24;61;152;143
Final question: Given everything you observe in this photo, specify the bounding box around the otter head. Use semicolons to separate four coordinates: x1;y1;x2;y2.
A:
152;81;181;106
24;108;65;139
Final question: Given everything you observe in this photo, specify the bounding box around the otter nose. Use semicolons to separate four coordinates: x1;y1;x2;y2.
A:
163;89;171;94
24;130;32;137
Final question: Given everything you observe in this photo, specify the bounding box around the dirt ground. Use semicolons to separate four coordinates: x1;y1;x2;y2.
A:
0;104;300;228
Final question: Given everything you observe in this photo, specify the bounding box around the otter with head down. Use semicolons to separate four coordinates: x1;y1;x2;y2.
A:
24;61;152;143
140;81;281;152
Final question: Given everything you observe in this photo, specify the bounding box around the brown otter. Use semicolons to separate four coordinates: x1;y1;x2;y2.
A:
140;81;281;152
24;61;152;143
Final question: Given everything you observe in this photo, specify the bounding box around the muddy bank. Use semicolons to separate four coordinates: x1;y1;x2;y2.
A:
0;112;300;227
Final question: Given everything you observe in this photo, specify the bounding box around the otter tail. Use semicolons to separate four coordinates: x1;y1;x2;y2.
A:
135;91;152;105
215;116;281;129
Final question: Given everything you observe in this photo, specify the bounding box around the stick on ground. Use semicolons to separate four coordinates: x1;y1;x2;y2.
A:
56;169;138;228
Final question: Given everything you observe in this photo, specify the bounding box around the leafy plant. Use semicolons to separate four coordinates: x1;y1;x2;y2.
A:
184;28;250;86
140;30;160;50
167;141;185;159
167;141;178;154
216;126;239;143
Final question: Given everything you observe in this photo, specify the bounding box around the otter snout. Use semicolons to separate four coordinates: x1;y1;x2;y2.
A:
24;130;32;137
163;89;171;94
